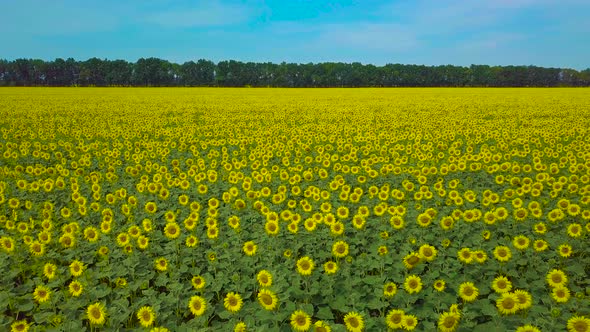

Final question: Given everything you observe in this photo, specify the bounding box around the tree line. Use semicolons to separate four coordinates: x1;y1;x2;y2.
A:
1;57;589;87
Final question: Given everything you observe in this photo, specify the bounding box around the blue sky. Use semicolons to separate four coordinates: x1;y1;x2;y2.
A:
1;0;589;69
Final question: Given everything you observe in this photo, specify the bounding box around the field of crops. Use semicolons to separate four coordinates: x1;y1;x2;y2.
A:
1;87;589;332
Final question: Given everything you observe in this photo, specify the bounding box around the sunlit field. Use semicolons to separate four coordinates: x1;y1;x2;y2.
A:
1;88;589;332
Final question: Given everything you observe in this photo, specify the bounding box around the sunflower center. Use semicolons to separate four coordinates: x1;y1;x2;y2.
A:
502;298;515;309
91;307;102;319
573;321;588;332
408;256;420;265
497;281;506;288
38;290;47;297
390;313;402;324
409;280;418;288
443;316;457;328
463;287;473;296
229;297;237;306
261;294;273;305
347;317;359;327
141;311;151;320
192;301;201;310
295;315;306;325
498;250;507;257
301;262;310;270
422;248;432;256
337;246;345;254
551;274;562;283
556;290;565;297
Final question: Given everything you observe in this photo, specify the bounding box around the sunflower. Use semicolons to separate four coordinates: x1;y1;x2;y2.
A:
290;310;311;332
136;306;156;327
533;222;547;234
567;315;590;332
385;309;405;329
116;232;130;247
377;245;388;255
492;276;512;293
154;257;168;272
567;223;583;238
1;237;15;253
552;286;571;303
515;325;541;332
224;292;243;313
418;244;437;261
98;246;109;256
234;322;247;332
324;261;338;275
69;260;85;277
296;256;315;276
69;280;83;297
10;319;30;332
390;215;404;229
343;312;364;332
84;227;99;242
533;239;548;252
191;275;206;290
257;270;273;287
33;285;51;303
403;252;422;269
493;246;512;262
383;282;397;298
514;289;533;309
238;240;256;256
59;233;76;248
257;289;278;310
43;263;57;280
404;275;423;294
188;296;207;316
457;248;473;264
144;201;157;214
473;250;488;263
496;293;519;315
558;244;573;258
458;282;479;302
332;241;349;258
87;302;107;326
164;222;181;239
402;314;418;331
434;279;446;292
512;235;530;250
330;222;344;235
438;312;460;332
313;320;331;332
547;269;568;287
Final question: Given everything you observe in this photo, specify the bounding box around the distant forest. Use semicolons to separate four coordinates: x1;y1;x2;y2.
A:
1;57;589;87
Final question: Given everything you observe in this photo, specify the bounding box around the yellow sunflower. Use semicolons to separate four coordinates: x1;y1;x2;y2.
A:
385;309;405;330
332;241;349;258
69;260;84;277
154;257;168;272
257;270;273;287
403;252;422;269
567;315;590;332
87;302;107;326
188;295;207;316
383;282;397;298
313;320;332;332
458;282;479;302
546;269;568;287
492;276;512;293
68;280;83;297
402;314;418;331
434;279;446;292
552;286;571;303
438;312;460;332
515;325;541;332
343;312;364;332
224;292;243;313
558;244;573;258
243;241;257;256
257;289;278;310
324;261;338;275
296;256;315;276
513;289;533;310
10;319;30;332
164;222;181;239
493;246;512;262
496;293;520;315
404;275;423;294
137;306;156;328
290;310;311;332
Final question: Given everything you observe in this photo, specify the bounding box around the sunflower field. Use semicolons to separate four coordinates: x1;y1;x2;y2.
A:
1;87;589;332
